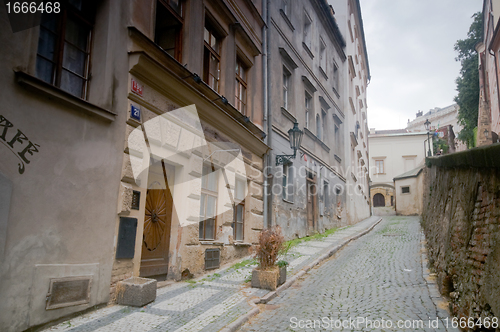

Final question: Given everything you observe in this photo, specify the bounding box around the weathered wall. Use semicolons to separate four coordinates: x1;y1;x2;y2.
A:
422;144;500;325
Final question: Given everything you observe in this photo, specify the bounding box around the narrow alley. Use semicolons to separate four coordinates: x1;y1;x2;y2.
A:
240;216;459;332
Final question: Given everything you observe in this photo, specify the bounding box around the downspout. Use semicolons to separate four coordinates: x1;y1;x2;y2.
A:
262;0;271;228
488;48;500;125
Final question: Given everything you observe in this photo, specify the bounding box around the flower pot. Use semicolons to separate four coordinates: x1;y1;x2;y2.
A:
251;266;279;291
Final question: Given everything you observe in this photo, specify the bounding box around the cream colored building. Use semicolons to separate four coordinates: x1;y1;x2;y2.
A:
368;130;430;210
393;165;425;216
329;0;371;223
406;104;467;152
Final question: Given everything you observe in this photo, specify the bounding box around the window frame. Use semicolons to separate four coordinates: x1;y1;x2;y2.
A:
233;178;246;242
401;186;410;194
203;18;222;92
199;164;218;240
282;163;294;202
235;57;248;115
35;1;94;99
305;91;312;129
283;65;291;109
319;38;327;72
154;0;184;61
303;11;312;50
375;160;384;174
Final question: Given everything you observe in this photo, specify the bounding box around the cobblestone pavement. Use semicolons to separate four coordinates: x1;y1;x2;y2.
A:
240;216;460;332
40;216;380;332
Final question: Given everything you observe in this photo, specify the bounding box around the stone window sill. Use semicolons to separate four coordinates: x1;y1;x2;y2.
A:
234;242;252;247
200;241;224;246
15;70;116;122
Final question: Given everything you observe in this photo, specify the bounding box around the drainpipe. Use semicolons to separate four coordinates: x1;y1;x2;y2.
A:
262;0;271;228
489;48;500;129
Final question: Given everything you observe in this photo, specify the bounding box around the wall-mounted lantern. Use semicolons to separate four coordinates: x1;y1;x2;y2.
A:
276;122;304;166
424;118;432;157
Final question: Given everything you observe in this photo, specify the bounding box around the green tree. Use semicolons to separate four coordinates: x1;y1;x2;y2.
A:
454;12;482;148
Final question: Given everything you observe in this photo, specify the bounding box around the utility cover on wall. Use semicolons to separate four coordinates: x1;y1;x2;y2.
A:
45;276;92;310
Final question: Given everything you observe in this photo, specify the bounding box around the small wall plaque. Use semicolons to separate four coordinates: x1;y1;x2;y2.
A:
131;79;143;96
130;105;141;121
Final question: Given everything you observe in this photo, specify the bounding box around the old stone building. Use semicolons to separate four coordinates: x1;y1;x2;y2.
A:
329;0;371;223
0;0;268;330
264;0;350;240
477;0;500;146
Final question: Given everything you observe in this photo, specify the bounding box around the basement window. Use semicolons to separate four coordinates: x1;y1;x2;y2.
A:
401;186;410;194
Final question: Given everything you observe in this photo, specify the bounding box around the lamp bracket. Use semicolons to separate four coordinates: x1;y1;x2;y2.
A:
276;154;296;166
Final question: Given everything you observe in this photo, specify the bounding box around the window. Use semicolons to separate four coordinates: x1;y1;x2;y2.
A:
375;160;384;174
282;163;294;201
233;179;246;241
303;12;312;49
316;114;321;141
283;66;291;109
235;58;247;114
199;164;218;240
155;0;183;61
322;180;329;214
305;92;312;128
321;109;327;142
203;19;222;92
333;64;339;91
401;186;410;194
282;0;290;17
319;38;326;71
36;0;94;98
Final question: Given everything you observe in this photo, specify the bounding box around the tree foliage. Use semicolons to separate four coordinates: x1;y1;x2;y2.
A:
454;12;482;148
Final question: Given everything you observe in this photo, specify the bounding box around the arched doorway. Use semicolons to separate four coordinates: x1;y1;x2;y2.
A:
373;193;385;207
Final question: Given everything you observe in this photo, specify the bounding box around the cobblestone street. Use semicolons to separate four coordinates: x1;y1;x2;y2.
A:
240;216;459;332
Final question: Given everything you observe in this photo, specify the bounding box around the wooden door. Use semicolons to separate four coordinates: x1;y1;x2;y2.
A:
140;162;174;278
306;172;317;231
373;193;385;207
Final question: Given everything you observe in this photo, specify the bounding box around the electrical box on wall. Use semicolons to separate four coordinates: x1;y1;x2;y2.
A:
116;217;137;259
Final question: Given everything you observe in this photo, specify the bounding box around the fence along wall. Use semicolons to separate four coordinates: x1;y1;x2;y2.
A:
422;144;500;324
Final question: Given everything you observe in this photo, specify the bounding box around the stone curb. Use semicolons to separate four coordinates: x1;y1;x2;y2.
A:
220;216;382;332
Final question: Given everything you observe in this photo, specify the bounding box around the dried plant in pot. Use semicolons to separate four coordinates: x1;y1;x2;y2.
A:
251;226;287;290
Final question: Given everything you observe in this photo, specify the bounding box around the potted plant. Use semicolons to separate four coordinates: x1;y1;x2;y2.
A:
251;226;287;290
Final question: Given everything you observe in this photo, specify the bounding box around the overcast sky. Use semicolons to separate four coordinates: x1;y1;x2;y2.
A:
360;0;482;130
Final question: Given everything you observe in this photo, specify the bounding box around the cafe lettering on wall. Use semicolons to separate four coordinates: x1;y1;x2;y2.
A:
0;115;40;174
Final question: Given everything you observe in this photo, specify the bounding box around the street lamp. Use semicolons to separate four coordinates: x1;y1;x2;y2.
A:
424;119;432;157
276;122;304;166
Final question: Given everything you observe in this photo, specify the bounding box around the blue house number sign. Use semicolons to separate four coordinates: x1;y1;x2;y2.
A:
131;105;141;121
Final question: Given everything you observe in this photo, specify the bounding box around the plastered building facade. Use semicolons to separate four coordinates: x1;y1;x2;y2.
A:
265;0;351;240
0;0;268;330
368;131;429;210
329;0;371;223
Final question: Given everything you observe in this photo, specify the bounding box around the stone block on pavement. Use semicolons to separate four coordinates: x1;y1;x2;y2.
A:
116;277;157;307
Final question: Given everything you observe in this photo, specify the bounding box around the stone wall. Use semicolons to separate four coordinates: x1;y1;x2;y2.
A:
422;144;500;326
